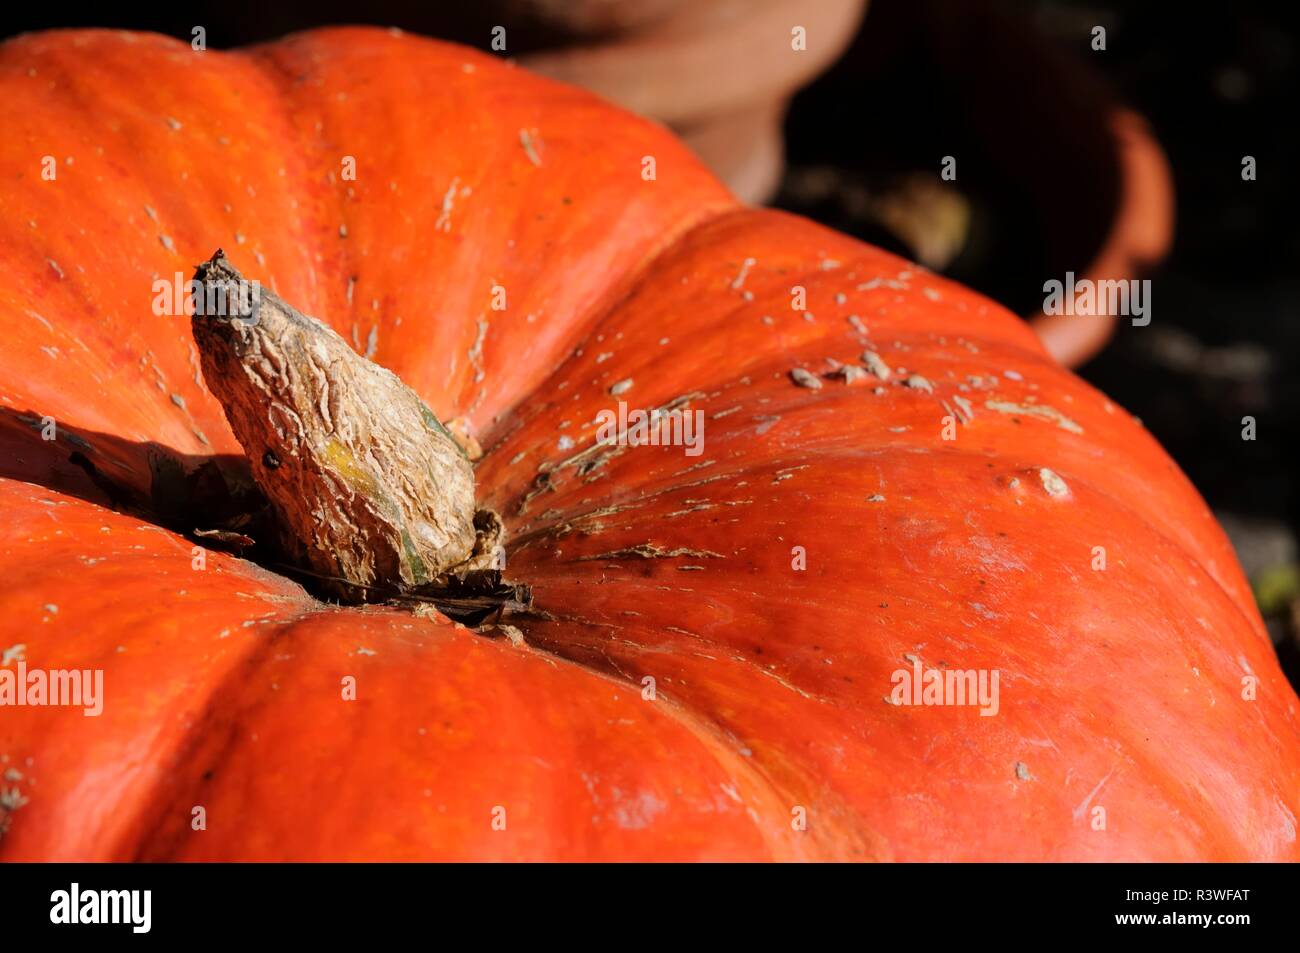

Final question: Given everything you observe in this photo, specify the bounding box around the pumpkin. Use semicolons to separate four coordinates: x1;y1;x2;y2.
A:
0;27;1296;862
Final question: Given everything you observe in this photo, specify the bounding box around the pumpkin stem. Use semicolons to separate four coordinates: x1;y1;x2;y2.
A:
190;250;492;603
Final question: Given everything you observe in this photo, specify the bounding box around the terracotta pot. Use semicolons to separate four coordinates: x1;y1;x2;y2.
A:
522;0;869;204
1029;109;1175;367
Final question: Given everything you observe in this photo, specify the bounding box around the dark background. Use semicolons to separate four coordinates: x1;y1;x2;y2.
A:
2;1;1296;678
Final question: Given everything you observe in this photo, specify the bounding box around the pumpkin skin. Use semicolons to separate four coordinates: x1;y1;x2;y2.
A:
0;27;1297;862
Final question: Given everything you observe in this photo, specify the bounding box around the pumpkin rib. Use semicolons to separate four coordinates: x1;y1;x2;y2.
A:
125;605;833;861
240;26;739;427
472;199;1299;857
505;439;1299;859
477;204;1256;619
0;480;822;861
0;479;319;859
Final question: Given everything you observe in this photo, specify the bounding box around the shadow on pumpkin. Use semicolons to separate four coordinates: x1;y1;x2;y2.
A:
0;405;264;540
0;408;529;622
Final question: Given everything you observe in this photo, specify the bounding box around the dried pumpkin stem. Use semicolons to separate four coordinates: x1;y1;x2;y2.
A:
191;250;485;602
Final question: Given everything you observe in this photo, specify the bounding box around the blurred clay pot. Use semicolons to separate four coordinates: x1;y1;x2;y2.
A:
521;0;868;204
1029;109;1174;367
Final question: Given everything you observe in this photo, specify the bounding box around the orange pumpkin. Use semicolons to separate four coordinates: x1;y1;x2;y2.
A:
0;28;1296;861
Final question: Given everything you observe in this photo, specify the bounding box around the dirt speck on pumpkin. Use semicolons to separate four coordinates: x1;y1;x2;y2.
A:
902;374;934;393
489;623;526;647
789;368;822;389
832;365;869;385
861;351;892;380
1038;468;1070;498
1015;761;1033;781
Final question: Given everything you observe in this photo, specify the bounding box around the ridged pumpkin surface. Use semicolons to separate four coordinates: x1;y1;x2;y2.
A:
0;28;1296;860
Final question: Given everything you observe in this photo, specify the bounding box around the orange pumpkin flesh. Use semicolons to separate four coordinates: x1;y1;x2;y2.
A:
0;28;1297;861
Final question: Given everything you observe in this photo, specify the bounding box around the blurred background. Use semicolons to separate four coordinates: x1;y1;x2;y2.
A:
3;0;1297;682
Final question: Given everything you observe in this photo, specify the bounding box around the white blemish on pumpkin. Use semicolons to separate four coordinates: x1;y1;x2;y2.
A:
365;326;379;360
435;176;460;232
519;129;542;167
609;378;633;396
1;644;26;665
47;259;64;279
165;116;182;130
1015;761;1033;781
758;667;816;700
1071;769;1115;822
468;318;488;383
1038;468;1070;498
867;494;885;502
613;791;667;830
596;352;613;364
803;312;816;322
902;374;933;393
985;400;1083;434
730;257;756;290
1004;369;1023;381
